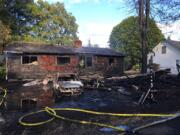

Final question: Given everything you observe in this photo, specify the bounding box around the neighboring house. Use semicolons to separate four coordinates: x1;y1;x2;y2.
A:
148;40;180;74
4;41;125;80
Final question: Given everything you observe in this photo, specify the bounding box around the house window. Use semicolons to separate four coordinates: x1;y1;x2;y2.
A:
109;58;115;66
57;57;70;65
21;99;37;110
22;55;38;64
162;46;166;54
176;60;180;65
86;57;92;67
79;56;85;68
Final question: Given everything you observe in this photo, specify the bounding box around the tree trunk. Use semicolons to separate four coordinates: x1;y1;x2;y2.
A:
138;0;149;73
144;0;150;72
138;0;145;73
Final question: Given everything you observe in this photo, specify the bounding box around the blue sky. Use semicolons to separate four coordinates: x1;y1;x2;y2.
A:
45;0;131;47
42;0;180;47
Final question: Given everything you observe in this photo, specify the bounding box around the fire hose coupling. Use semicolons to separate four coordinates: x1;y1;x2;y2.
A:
18;107;176;133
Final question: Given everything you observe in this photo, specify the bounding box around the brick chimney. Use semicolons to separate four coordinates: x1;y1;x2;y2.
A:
74;40;82;48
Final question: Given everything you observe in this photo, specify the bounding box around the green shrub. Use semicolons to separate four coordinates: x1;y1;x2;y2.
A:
132;64;140;71
0;65;6;80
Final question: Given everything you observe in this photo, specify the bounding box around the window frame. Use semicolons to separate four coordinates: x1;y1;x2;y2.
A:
86;56;93;67
109;57;115;66
162;46;167;54
79;55;85;68
176;59;180;65
21;55;38;65
57;56;71;65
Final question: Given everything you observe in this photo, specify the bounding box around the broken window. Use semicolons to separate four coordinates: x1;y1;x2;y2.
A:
22;55;38;64
109;58;115;66
86;57;92;67
21;99;37;110
79;56;85;68
57;56;70;65
162;46;166;54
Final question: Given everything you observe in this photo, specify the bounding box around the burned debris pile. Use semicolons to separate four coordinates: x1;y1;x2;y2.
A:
53;75;84;97
21;74;84;97
1;70;180;135
103;70;180;105
1;68;180;111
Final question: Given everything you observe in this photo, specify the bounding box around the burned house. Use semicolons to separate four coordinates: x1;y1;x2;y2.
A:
4;41;125;80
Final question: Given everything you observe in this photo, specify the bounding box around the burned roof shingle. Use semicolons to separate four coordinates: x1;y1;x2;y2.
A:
4;42;125;57
76;47;124;56
5;43;75;54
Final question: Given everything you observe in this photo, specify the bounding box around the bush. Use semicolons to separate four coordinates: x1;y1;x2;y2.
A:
0;65;6;80
132;64;140;71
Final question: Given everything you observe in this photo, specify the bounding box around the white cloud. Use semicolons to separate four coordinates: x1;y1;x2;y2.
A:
70;0;100;4
79;21;180;48
158;21;180;41
70;0;82;4
107;0;123;3
78;22;117;48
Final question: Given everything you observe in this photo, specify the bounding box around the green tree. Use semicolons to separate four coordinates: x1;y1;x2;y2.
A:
0;0;78;45
0;0;34;37
0;21;11;44
27;0;78;45
109;16;164;69
128;0;180;23
126;0;179;73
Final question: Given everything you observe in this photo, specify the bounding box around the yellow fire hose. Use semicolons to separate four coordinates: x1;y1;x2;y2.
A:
0;87;7;107
19;109;56;126
0;86;177;132
18;106;176;132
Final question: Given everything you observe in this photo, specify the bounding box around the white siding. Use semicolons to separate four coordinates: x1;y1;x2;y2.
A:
149;41;180;74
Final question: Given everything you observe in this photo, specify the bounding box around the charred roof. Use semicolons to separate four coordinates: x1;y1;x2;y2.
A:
4;42;125;57
76;47;125;57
